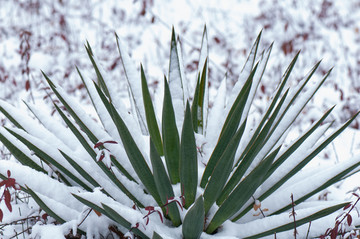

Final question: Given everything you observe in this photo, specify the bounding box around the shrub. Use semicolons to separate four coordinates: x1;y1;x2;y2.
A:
0;27;359;238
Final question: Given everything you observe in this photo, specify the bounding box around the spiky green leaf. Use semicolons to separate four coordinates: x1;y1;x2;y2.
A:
141;65;163;155
191;74;200;132
162;76;181;184
26;186;66;224
0;129;45;172
206;147;280;233
6;128;84;187
244;202;348;239
152;232;163;239
59;150;99;190
42;72;98;144
203;119;247;213
54;104;139;199
116;34;148;134
85;42;111;100
269;111;360;215
150;139;181;226
197;25;209;134
102;203;150;239
217;88;289;204
200;64;256;188
182;196;205;239
180;102;198;208
168;27;187;131
72;194;147;238
94;82;161;205
195;58;208;134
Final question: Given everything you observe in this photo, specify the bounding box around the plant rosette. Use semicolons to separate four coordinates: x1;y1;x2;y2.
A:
0;27;360;238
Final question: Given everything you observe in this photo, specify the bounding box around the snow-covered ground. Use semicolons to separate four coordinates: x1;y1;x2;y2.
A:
1;0;360;238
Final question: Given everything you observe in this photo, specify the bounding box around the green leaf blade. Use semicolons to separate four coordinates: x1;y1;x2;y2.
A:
244;202;348;239
162;77;181;184
116;35;148;134
203;119;247;213
0;129;45;173
217;88;290;205
85;43;111;100
152;232;163;239
182;196;205;239
266;106;335;179
59;150;99;190
73;194;148;239
55;104;141;202
150;139;181;226
232;108;335;220
102;203;150;239
200;63;256;188
196;58;208;134
6;128;83;188
191;74;200;133
168;27;187;130
141;65;163;155
94;82;162;205
180;102;198;208
267;111;360;214
206;147;280;233
42;72;98;144
27;187;66;224
197;25;209;135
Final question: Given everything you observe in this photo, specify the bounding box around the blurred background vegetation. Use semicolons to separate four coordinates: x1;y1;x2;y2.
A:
1;0;360;153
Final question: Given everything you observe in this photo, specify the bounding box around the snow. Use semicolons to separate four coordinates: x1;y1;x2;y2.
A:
31;222;76;239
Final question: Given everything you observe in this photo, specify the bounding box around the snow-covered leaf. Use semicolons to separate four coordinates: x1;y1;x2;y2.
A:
116;34;148;135
200;64;255;188
94;82;161;205
168;27;186;132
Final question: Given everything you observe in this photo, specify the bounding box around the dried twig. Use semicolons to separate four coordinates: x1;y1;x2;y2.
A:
305;221;311;239
290;194;297;239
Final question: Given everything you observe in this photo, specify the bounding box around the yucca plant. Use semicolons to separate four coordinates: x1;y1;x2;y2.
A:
1;27;360;238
